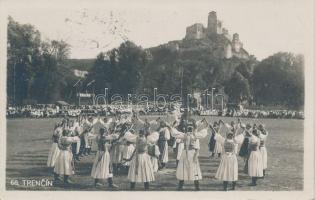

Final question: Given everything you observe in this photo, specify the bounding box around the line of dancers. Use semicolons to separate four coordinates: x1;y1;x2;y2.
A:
46;110;268;191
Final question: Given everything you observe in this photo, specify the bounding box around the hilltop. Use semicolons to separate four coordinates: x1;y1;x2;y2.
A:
63;11;252;84
144;29;254;93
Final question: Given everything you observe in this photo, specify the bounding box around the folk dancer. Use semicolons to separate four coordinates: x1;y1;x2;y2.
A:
69;120;82;162
173;137;184;167
157;120;171;170
258;124;268;177
83;116;98;155
110;122;131;175
247;128;264;186
53;129;80;185
208;121;221;158
47;122;63;181
169;119;208;191
82;115;112;155
77;115;87;157
147;131;161;172
90;128;119;188
210;124;245;191
171;112;187;167
121;129;136;174
124;129;155;190
238;123;252;172
220;119;242;152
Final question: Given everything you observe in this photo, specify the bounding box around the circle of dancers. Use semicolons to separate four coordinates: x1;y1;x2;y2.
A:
46;109;269;191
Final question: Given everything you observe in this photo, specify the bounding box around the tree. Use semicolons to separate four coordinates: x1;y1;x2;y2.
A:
252;52;304;109
233;56;258;105
87;52;113;95
224;71;251;104
7;17;70;104
141;47;180;94
7;16;42;105
86;41;149;98
32;40;70;103
112;41;148;95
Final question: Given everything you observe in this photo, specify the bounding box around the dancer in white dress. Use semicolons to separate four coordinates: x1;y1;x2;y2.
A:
47;123;63;181
213;122;223;158
121;130;136;174
247;128;264;186
47;123;62;167
90;128;119;188
124;129;155;190
208;121;220;158
169;119;208;191
258;124;268;177
210;124;244;191
53;129;80;185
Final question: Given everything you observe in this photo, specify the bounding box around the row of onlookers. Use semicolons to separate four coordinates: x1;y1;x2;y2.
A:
7;104;304;119
199;108;304;119
223;109;304;119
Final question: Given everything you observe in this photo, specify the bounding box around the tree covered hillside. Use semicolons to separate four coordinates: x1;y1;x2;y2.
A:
7;17;304;109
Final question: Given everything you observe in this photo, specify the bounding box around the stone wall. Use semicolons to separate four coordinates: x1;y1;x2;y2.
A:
185;23;206;39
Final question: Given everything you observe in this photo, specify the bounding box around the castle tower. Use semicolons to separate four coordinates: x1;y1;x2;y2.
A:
207;11;217;35
232;33;243;53
222;28;232;41
185;23;206;39
233;33;240;41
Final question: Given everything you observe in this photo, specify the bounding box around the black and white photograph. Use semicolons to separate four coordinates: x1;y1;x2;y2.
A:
0;0;314;199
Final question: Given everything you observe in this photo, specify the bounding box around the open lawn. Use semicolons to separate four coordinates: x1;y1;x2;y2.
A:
6;116;303;191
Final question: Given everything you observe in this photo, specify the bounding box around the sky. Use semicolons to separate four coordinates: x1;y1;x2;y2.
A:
2;0;313;60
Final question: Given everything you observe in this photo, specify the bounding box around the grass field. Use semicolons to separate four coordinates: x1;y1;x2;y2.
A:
6;116;303;191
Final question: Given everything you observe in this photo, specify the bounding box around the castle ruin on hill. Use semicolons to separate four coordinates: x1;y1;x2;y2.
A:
185;11;248;59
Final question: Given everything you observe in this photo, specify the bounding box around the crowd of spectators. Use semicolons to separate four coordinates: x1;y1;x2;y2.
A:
6;104;304;120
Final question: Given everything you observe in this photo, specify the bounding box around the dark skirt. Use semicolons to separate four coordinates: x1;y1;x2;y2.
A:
239;138;250;157
208;133;216;152
168;136;176;147
79;136;86;155
158;140;166;155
